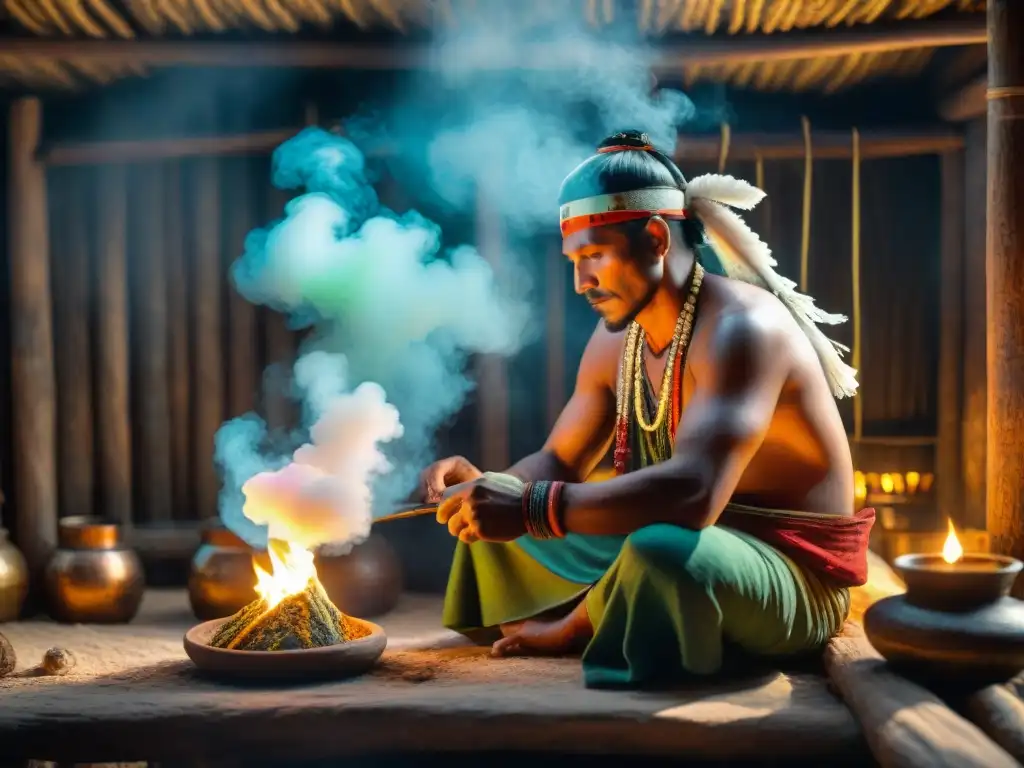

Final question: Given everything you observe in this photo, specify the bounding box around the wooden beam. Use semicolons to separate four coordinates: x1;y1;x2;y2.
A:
6;97;58;612
39;128;966;168
985;0;1024;595
939;74;987;122
937;150;965;526
823;624;1019;767
0;17;987;71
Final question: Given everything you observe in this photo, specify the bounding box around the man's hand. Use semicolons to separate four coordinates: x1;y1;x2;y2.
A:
436;477;526;544
418;456;483;503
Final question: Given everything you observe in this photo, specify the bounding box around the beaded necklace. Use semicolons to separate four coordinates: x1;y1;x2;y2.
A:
613;262;704;474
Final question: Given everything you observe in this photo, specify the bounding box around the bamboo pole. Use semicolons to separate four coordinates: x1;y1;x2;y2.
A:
937;150;966;525
133;163;173;522
95;165;132;527
0;16;987;70
39;129;967;168
226;158;257;419
53;168;95;521
985;0;1024;593
192;158;225;520
6;97;58;606
165;162;192;518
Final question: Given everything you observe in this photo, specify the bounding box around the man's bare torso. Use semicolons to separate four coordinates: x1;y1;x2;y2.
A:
587;273;855;517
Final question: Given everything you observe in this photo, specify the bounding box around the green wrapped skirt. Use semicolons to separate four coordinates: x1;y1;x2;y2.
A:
443;513;851;688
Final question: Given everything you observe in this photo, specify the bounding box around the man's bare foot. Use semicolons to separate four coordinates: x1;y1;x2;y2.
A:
492;601;593;657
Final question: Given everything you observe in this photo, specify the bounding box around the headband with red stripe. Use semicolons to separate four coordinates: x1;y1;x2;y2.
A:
559;187;688;238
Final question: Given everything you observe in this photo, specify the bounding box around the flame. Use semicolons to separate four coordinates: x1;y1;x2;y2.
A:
942;519;964;565
253;539;318;610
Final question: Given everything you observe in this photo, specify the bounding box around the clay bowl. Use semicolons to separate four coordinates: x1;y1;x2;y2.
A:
183;617;387;680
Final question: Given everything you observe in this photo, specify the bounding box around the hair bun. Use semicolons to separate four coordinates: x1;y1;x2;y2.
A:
598;130;652;150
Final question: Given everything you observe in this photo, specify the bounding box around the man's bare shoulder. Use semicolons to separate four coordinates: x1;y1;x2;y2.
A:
692;273;813;367
579;320;627;389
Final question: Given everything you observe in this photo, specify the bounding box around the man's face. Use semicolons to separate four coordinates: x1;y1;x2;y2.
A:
563;223;661;332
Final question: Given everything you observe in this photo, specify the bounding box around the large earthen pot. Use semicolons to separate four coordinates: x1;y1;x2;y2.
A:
188;523;260;621
315;533;403;618
44;516;145;623
0;526;28;622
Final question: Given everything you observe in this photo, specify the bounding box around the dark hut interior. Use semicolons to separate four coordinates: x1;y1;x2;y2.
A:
2;0;1024;766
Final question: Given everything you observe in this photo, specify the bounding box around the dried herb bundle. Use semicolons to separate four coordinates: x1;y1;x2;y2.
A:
209;580;367;652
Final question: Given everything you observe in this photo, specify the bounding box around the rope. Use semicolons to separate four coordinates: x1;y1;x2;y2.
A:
851;127;863;441
799;115;812;292
718;122;731;174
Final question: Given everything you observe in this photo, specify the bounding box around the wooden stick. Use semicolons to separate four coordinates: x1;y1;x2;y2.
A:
823;623;1018;767
373;504;439;525
0;17;986;70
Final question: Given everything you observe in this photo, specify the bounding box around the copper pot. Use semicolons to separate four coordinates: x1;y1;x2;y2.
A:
44;516;145;624
188;523;261;620
0;527;28;622
315;533;403;618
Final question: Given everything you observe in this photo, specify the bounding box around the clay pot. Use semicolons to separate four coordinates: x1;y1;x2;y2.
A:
44;516;145;624
315;533;403;618
188;523;260;621
0;527;28;622
864;553;1024;684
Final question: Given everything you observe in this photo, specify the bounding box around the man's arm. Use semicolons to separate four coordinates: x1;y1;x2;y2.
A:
506;324;618;483
560;309;792;535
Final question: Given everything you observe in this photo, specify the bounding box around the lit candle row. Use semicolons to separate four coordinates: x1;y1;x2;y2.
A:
854;470;934;500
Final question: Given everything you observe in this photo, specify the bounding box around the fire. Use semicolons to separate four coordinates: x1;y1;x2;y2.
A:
942;518;964;565
253;539;318;610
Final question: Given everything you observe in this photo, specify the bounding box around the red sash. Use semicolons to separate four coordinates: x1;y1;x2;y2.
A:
717;506;876;587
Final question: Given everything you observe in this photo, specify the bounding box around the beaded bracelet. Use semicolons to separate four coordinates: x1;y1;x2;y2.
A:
521;481;566;539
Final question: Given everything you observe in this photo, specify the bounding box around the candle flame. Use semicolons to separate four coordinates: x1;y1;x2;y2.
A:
942;519;964;565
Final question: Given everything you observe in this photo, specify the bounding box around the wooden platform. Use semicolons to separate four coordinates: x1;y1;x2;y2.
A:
0;590;866;764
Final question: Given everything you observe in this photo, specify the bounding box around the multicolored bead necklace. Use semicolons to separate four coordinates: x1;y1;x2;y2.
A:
613;262;705;474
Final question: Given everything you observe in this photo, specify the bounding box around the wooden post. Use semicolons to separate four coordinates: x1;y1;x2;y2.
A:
165;163;192;518
474;184;510;470
53;168;95;521
986;0;1024;581
7;97;58;602
963;118;988;533
134;163;173;522
226;159;257;419
193;158;225;520
95;165;132;526
937;150;965;525
545;241;566;430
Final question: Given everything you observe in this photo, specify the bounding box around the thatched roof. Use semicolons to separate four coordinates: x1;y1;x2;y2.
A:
0;0;987;92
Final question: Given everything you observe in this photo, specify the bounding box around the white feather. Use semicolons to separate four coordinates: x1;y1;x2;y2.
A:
688;196;860;400
685;174;765;211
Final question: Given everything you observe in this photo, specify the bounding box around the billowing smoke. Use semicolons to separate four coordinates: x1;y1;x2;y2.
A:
215;127;529;550
214;9;700;551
